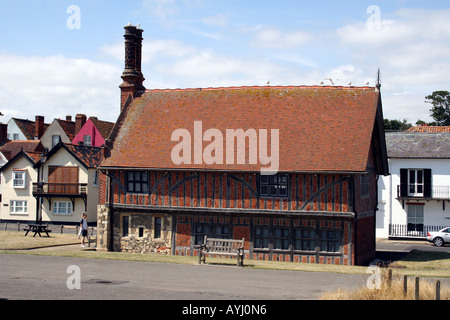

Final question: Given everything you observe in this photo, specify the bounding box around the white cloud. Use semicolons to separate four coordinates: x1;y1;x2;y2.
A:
142;0;180;22
335;8;450;123
251;27;311;49
0;54;121;122
202;13;228;28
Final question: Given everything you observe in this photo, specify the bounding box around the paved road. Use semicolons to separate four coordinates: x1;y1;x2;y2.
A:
0;253;368;300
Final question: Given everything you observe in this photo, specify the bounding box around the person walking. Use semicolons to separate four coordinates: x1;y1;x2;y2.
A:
80;212;88;247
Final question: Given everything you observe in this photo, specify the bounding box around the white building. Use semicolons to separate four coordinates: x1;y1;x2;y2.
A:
377;132;450;238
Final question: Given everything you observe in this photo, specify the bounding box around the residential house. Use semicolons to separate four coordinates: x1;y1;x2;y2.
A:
32;142;102;225
96;25;389;266
0;140;44;161
72;117;114;147
377;131;450;239
40;114;86;150
0;150;41;222
7;116;48;141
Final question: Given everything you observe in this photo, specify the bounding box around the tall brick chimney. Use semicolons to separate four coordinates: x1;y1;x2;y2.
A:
75;114;87;135
119;23;145;111
35;115;45;140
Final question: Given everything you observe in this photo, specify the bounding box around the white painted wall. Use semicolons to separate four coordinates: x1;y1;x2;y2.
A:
377;158;450;238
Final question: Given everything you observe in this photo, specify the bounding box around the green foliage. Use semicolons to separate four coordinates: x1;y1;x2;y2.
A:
425;91;450;126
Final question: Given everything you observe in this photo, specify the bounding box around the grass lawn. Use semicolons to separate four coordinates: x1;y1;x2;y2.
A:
1;231;449;278
0;231;79;250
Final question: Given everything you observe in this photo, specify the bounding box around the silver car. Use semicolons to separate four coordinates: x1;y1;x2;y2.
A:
427;227;450;247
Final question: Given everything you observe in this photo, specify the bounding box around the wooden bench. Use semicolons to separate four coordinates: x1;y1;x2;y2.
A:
198;236;245;267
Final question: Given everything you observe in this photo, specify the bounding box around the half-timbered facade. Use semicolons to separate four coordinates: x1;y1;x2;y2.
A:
96;25;389;266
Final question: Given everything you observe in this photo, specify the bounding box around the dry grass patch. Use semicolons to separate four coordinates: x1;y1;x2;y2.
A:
321;269;450;300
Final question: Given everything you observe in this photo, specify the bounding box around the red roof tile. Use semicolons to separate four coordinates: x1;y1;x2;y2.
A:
102;85;382;173
407;126;450;133
0;140;44;160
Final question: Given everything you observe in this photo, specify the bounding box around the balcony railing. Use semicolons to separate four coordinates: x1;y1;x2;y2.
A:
389;224;448;239
33;183;87;196
397;185;450;200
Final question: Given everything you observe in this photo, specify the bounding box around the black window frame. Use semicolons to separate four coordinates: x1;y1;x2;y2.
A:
154;217;162;239
273;227;290;250
319;229;341;253
126;171;149;194
254;226;270;249
293;228;316;252
259;173;289;198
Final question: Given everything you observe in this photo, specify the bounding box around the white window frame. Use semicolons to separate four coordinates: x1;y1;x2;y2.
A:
13;171;26;189
408;169;424;197
10;200;27;214
53;201;73;215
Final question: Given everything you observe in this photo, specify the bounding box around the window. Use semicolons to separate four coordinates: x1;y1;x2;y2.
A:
254;226;270;249
319;230;340;253
83;135;92;146
126;171;149;194
400;169;432;198
122;216;130;237
10;200;27;214
13;171;26;188
154;217;162;239
274;228;289;250
53;201;72;215
407;204;424;232
409;169;424;197
52;135;61;148
194;223;210;245
294;229;316;251
214;225;230;239
138;227;144;238
93;170;99;187
259;173;288;197
360;174;369;198
9;133;19;140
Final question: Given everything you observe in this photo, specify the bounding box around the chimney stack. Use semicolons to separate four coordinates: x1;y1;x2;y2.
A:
120;23;145;111
35;115;45;140
66;115;72;122
75;114;87;135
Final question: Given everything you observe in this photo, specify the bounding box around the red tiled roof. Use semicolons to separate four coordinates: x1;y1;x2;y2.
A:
12;118;49;140
407;126;450;133
102;85;382;173
0;140;44;160
90;117;115;139
55;119;76;141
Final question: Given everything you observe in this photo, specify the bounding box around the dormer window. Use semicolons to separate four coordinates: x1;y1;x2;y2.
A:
83;135;92;146
13;171;26;188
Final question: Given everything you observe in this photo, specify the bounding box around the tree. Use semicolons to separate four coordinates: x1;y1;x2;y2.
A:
425;91;450;126
384;119;412;131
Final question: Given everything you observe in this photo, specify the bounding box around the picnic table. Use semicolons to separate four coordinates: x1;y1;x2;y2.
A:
24;224;52;237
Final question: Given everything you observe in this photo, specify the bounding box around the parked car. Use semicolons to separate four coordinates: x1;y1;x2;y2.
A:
427;228;450;246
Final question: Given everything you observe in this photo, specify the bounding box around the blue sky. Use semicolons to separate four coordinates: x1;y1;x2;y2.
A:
1;0;450;123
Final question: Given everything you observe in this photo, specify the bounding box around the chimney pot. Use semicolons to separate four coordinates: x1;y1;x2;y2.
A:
75;114;87;136
120;24;145;111
35;115;45;140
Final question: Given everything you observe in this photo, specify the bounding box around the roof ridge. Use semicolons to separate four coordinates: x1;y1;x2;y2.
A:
144;85;375;93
